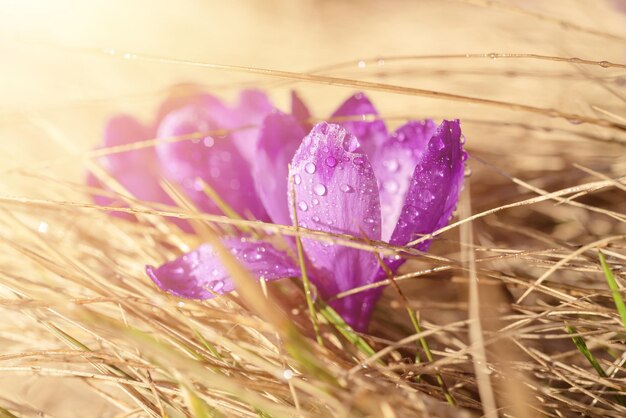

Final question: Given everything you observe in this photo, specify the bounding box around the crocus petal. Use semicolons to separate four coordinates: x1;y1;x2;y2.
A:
102;114;154;169
331;92;388;159
155;104;269;221
89;114;184;224
389;119;466;254
289;122;382;330
254;112;305;225
290;90;311;129
146;238;300;299
229;90;275;163
154;83;231;130
373;120;438;241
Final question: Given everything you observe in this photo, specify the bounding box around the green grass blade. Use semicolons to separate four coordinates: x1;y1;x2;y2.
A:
565;325;607;378
317;301;378;360
599;251;626;332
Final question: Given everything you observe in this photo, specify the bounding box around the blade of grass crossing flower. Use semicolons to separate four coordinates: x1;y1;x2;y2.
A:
599;251;626;332
363;230;455;406
316;301;377;360
289;167;323;346
205;230;337;385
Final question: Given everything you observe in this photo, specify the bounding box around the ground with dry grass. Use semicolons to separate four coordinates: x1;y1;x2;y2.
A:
0;1;625;417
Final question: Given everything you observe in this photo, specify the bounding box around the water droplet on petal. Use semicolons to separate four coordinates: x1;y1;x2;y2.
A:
340;184;354;193
353;156;364;165
312;215;320;222
243;247;263;261
305;162;316;174
203;136;215;147
212;280;225;292
325;156;337;167
357;60;366;68
312;198;319;205
293;174;302;185
313;184;327;196
298;201;309;211
342;135;359;152
419;189;434;203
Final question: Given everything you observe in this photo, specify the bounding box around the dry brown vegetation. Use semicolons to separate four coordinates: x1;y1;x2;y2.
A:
0;1;625;417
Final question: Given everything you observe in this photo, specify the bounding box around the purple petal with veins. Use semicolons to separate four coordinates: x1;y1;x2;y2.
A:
331;92;388;159
288;122;381;331
254;112;305;226
229;90;275;164
147;238;300;299
155;104;269;221
373;120;437;241
154;84;231;131
88;114;189;229
388;119;466;263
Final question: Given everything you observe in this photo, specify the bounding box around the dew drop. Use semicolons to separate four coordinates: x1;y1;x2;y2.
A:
353;156;365;165
340;184;354;193
37;221;49;234
283;369;295;380
220;151;232;162
229;179;241;190
298;201;309;211
357;60;366;68
211;269;220;277
313;183;327;196
342;135;359;152
312;198;319;205
305;162;316;174
293;174;302;185
325;156;338;167
177;301;186;308
243;247;263;261
212;280;225;292
599;60;611;68
419;189;434;203
312;215;320;222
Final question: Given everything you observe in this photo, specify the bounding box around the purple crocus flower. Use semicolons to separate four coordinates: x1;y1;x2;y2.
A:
146;92;466;332
87;84;303;228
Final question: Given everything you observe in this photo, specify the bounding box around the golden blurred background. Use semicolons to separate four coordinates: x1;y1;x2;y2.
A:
0;1;625;416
